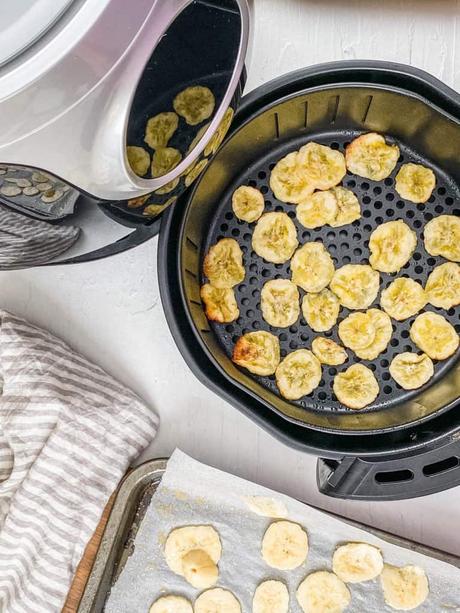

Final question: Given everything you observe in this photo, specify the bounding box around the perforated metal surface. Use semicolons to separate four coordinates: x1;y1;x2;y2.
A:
202;130;460;415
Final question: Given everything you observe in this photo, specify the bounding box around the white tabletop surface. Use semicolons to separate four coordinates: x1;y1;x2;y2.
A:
1;0;460;558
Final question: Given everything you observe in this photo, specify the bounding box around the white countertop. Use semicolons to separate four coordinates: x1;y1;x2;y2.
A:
1;0;460;558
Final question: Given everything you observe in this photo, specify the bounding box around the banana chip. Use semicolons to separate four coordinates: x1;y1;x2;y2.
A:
205;107;234;156
184;158;209;187
269;151;316;204
252;212;299;263
144;112;179;149
333;363;379;410
195;589;241;613
345;132;400;181
330;264;380;310
275;349;322;400
200;284;239;323
425;262;460;310
126;146;150;176
232;331;280;376
369;220;417;273
181;549;218;589
261;520;309;570
149;595;193;613
381;564;429;611
329;186;361;227
261;279;300;328
395;163;436;204
339;309;392;360
291;242;335;293
187;123;209;154
203;238;245;288
332;543;384;583
410;312;459;360
173;85;215;126
296;571;351;613
311;337;348;365
151;147;182;179
164;525;221;576
389;352;434;390
296;190;337;229
381;277;427;320
232;185;265;223
424;214;460;262
297;142;347;190
302;288;340;332
253;580;289;613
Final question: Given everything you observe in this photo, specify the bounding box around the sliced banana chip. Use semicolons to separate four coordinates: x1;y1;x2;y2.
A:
41;189;64;203
424;214;460;262
261;279;300;328
203;238;245;289
127;146;150;176
144;112;179;149
261;520;308;570
381;277;427;320
149;595;193;613
252;212;298;264
184;158;209;187
253;580;289;613
275;349;322;400
195;588;241;613
345;132;399;181
232;331;280;376
329;186;361;227
381;564;429;611
369;220;417;273
128;194;150;209
173;86;215;126
269;151;315;204
200;284;239;323
16;178;32;188
330;264;380;310
410;312;459;360
23;186;39;196
37;182;53;192
312;337;348;366
164;525;221;576
302;289;340;332
395;163;436;204
338;311;377;353
291;242;335;293
188;123;209;154
151;147;182;178
155;177;178;195
205;107;234;156
358;309;393;360
332;542;384;583
298;142;347;190
389;352;434;390
143;204;166;218
0;184;21;197
296;190;338;229
32;172;50;183
181;549;218;589
333;364;380;410
297;571;351;613
425;262;460;310
232;185;265;223
243;496;288;518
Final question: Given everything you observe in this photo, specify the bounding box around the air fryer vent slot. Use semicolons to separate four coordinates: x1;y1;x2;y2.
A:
423;456;459;477
375;469;414;484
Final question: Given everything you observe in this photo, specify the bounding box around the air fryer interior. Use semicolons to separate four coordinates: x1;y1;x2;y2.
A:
179;83;460;434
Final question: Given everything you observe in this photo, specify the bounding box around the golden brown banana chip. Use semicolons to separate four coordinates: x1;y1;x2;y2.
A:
261;279;300;328
200;284;239;323
232;185;265;223
151;147;182;179
275;349;322;400
338;312;376;353
144;112;179;149
311;337;348;365
252;212;298;263
232;331;280;376
395;163;436;204
296;190;337;229
203;238;245;288
127;194;151;209
291;242;335;293
333;364;379;410
187;123;209;154
425;262;460;310
345;132;399;181
389;352;434;390
173;85;215;126
297;142;346;190
329;186;361;227
410;312;459;360
424;214;460;262
369;220;417;273
302;289;340;332
269;151;316;204
380;277;427;320
357;309;393;360
126;146;150;176
330;264;380;310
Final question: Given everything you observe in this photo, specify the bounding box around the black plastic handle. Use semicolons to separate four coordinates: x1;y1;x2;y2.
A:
317;435;460;500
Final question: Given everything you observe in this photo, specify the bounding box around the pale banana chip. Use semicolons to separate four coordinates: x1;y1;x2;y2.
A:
312;337;348;366
173;86;215;126
164;525;221;576
389;352;434;390
144;112;179;149
181;549;218;589
330;264;380;310
275;349;322;400
243;496;288;519
151;147;182;178
345;132;399;181
425;262;460;310
127;146;150;176
195;588;241;613
184;158;209;187
261;279;300;328
381;278;427;320
410;312;459;360
269;151;316;204
333;364;379;410
297;142;346;190
332;542;384;583
200;284;239;323
329;186;361;227
261;520;308;570
253;580;289;613
205;107;234;156
357;309;393;360
424;214;460;262
369;220;417;273
291;242;335;293
232;185;265;223
338;311;377;353
381;564;429;611
149;595;193;613
296;571;351;613
296;190;338;229
232;331;280;376
252;212;298;263
395;163;436;204
302;289;340;332
203;238;245;288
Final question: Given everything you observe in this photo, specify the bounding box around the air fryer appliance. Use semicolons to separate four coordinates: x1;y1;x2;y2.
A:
0;0;251;265
158;62;460;501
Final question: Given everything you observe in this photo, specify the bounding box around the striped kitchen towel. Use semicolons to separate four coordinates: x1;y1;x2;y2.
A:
0;311;159;612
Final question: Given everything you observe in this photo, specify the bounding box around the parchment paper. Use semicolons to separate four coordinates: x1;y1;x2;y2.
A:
106;450;460;612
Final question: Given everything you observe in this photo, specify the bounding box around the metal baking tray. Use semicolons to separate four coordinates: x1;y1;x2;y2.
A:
78;458;460;612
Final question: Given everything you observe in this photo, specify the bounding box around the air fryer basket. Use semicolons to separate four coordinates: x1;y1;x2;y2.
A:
177;78;460;434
